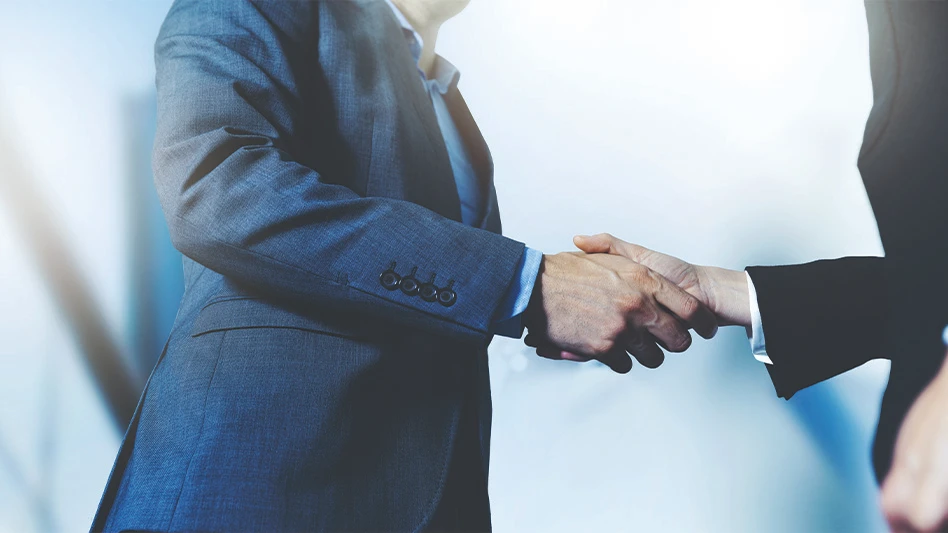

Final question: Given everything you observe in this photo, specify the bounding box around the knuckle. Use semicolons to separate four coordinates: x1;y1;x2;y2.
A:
680;297;701;321
607;318;626;339
621;292;646;312
629;266;650;284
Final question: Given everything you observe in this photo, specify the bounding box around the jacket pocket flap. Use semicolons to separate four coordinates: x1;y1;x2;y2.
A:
190;297;364;339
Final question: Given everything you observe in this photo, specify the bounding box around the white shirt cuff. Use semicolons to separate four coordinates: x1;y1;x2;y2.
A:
746;271;773;365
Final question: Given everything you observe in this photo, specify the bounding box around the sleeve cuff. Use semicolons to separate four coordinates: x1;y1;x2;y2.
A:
746;271;773;365
491;247;543;339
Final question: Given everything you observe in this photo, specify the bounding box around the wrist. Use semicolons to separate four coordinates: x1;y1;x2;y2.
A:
700;266;751;328
523;254;549;329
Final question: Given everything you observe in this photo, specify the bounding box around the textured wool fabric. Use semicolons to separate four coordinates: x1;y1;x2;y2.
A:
92;1;525;531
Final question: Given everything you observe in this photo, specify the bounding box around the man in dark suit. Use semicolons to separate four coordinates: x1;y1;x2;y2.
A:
91;1;717;531
572;2;948;530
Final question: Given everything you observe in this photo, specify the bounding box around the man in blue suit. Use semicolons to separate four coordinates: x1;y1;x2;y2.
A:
92;1;716;531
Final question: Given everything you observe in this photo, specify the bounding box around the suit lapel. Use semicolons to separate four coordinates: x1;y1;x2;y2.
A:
368;2;463;223
442;89;501;234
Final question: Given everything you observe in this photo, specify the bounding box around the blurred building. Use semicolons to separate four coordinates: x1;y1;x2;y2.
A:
124;93;183;377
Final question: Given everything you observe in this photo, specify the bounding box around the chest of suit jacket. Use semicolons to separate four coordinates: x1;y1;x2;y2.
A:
279;0;496;228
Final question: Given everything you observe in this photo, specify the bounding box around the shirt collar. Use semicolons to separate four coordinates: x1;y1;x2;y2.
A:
383;0;461;95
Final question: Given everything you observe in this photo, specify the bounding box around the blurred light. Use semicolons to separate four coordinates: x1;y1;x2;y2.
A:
680;0;807;84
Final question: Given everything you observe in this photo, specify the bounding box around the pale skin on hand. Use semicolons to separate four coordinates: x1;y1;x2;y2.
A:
881;353;948;533
573;233;753;329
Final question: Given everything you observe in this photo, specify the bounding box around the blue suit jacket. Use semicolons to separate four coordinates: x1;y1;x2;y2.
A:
92;1;526;530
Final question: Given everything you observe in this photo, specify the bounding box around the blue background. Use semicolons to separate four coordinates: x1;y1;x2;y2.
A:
0;1;889;530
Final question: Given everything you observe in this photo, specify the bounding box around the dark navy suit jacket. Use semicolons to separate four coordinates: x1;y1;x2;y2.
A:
93;1;526;530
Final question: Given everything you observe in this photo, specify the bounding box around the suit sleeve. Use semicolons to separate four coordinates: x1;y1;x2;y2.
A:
152;0;526;344
746;257;887;399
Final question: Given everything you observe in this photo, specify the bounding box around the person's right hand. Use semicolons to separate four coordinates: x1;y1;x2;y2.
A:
523;252;719;373
573;233;752;328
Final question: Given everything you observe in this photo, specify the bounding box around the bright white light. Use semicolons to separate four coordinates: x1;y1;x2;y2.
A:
679;0;809;84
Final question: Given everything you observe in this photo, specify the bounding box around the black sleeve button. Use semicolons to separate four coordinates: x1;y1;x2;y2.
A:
437;288;457;307
419;283;439;302
400;267;420;296
380;270;401;291
400;277;419;296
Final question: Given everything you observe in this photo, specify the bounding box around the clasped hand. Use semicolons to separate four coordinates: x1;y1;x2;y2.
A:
523;243;720;373
531;234;948;532
524;233;751;373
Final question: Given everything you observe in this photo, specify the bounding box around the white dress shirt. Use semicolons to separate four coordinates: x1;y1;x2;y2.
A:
745;272;773;365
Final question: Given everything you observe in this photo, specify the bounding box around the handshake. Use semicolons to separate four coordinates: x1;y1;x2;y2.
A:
523;233;753;372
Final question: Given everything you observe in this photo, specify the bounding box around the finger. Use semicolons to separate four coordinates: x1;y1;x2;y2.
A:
573;234;615;254
535;344;562;360
596;349;634;374
535;342;563;361
646;310;694;353
535;344;593;363
653;278;718;339
525;333;560;349
574;234;649;263
624;334;665;369
524;334;541;348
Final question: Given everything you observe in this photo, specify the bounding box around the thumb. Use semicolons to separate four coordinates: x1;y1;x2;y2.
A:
573;233;616;254
575;234;650;263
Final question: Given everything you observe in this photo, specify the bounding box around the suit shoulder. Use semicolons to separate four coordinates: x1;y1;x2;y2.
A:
157;0;320;43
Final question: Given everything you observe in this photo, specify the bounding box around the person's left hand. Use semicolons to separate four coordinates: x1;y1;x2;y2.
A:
882;352;948;533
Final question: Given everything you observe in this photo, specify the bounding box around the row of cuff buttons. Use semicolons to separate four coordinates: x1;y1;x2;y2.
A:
379;264;457;307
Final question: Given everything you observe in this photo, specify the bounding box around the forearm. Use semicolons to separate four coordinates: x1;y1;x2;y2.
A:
745;257;887;398
165;180;526;341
